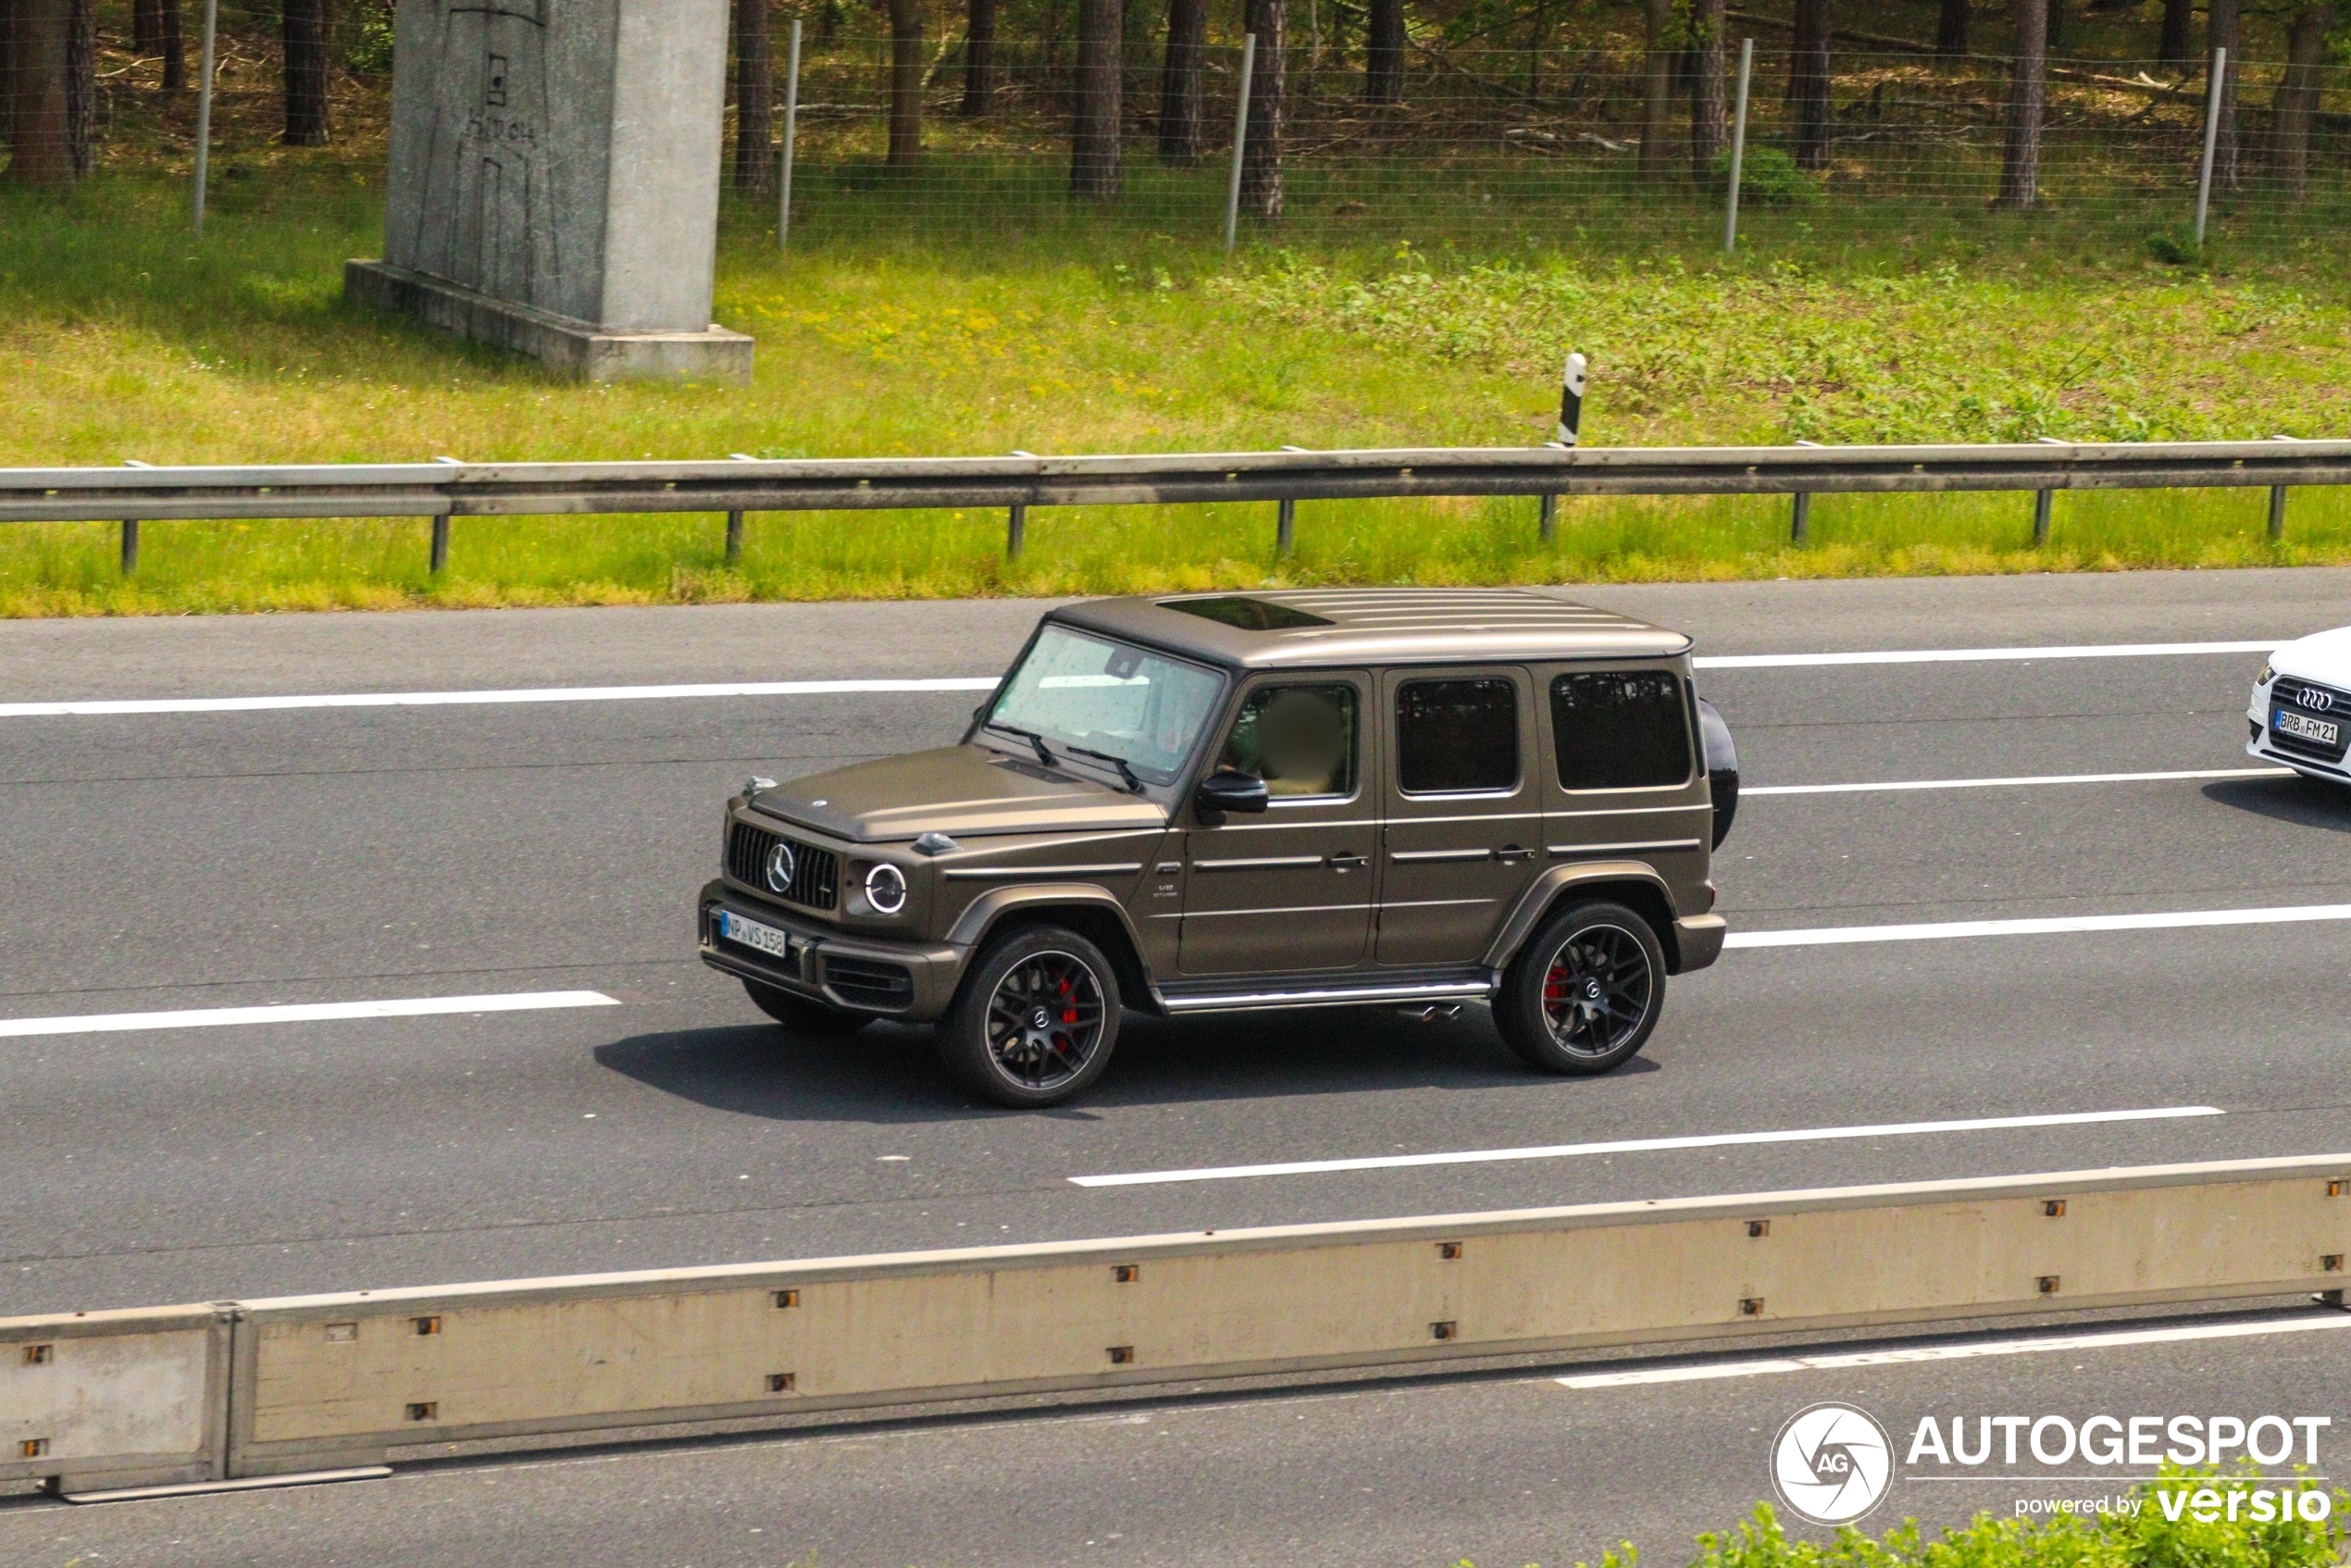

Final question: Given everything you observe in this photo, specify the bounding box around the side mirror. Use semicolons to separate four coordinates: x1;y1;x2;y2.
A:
1196;769;1270;817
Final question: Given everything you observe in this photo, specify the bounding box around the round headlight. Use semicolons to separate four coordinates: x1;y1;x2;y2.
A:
865;862;908;915
764;840;798;894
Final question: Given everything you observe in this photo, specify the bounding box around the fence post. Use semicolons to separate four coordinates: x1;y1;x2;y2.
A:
191;0;218;235
1723;39;1753;254
2195;46;2225;249
1224;34;1258;255
777;19;802;249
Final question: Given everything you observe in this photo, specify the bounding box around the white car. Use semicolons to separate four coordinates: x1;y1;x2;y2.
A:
2248;628;2351;783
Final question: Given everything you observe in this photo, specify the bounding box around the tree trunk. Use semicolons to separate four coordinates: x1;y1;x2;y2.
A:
1363;0;1401;102
732;0;773;190
1934;0;1968;58
2272;1;2332;196
887;0;922;165
132;0;160;53
1070;0;1121;195
66;0;90;174
1689;0;1725;178
159;0;183;92
2158;0;2193;69
1238;0;1283;218
282;0;332;146
4;0;75;186
2207;0;2238;190
961;0;995;114
1638;0;1673;178
1996;0;2046;206
1156;0;1203;157
1788;0;1831;170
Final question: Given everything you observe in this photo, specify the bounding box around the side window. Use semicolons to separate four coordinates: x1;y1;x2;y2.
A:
1397;678;1519;795
1550;671;1693;790
1218;683;1358;799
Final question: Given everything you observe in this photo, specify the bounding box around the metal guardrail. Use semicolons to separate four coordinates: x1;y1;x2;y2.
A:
0;437;2341;566
7;1155;2349;1498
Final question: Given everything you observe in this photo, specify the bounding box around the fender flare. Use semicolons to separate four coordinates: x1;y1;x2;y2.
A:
1482;862;1683;973
942;884;1159;1004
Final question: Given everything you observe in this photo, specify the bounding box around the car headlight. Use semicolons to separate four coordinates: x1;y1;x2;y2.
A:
864;862;908;915
2258;663;2275;687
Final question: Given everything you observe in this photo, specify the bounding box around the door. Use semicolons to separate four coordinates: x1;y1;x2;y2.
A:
1539;666;1712;879
1376;668;1546;966
1179;674;1375;976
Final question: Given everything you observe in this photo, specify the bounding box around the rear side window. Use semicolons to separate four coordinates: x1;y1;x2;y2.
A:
1550;672;1692;790
1397;678;1520;794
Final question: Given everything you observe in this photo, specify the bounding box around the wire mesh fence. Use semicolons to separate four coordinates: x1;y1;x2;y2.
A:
6;6;2350;257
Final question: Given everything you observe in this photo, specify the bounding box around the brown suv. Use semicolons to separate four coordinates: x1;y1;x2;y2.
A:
698;589;1736;1107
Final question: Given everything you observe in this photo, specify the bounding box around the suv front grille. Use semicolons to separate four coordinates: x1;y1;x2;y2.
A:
2270;678;2351;764
726;820;840;910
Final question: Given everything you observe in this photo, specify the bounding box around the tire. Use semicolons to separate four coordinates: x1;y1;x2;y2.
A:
938;924;1122;1108
743;978;872;1038
1493;900;1666;1076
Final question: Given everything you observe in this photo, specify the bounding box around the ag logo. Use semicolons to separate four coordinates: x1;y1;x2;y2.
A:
1770;1402;1896;1525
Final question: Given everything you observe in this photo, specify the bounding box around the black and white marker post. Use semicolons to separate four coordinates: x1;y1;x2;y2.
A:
1539;351;1586;541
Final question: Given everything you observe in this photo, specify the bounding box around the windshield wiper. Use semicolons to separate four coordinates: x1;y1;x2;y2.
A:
986;720;1057;767
1066;744;1145;794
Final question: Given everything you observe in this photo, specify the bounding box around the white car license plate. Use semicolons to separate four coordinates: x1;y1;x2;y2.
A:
717;910;792;960
2276;709;2340;747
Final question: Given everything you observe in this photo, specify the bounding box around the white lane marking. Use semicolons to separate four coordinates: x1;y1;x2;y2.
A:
0;639;2289;718
1065;1105;2221;1188
1557;1312;2351;1389
1727;903;2351;949
0;990;619;1039
1746;766;2293;797
0;678;1001;718
1695;639;2280;669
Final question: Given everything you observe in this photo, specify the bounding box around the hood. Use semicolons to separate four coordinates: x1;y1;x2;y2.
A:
2273;627;2351;679
750;744;1168;842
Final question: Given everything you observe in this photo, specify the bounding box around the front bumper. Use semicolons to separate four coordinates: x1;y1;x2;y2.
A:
1673;913;1728;973
698;880;968;1020
2246;693;2351;783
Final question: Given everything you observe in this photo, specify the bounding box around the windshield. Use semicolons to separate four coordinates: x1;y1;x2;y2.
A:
985;626;1225;786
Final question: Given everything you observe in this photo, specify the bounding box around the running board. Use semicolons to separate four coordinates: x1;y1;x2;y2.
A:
1158;977;1496;1014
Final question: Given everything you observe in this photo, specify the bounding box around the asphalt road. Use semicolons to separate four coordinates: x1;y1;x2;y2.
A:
3;568;2349;1564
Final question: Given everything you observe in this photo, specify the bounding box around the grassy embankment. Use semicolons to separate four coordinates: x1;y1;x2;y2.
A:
6;156;2351;614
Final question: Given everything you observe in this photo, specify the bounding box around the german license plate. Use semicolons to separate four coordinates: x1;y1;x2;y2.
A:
2276;709;2340;747
716;909;792;960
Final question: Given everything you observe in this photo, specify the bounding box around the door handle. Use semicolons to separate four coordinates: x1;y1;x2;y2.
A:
1325;852;1368;871
1496;845;1536;863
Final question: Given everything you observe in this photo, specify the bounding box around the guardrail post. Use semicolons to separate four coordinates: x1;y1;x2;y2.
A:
1275;498;1295;557
725;509;745;565
1006;504;1026;560
1723;39;1752;254
2269;485;2288;541
1789;492;1810;544
1224;34;1258;255
2195;47;2225;249
429;516;451;575
1538;493;1558;541
119;520;140;576
2033;489;2054;546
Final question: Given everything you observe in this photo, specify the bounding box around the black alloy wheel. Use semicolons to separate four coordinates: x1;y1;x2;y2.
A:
1494;900;1665;1075
940;925;1123;1107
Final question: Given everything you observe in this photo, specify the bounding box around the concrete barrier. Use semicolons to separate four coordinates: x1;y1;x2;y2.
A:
8;1155;2347;1487
0;1306;228;1494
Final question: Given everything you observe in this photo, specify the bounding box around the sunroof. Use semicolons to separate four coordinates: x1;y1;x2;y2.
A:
1161;596;1334;630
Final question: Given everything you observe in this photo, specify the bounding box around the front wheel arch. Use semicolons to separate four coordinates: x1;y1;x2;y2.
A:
960;899;1159;1015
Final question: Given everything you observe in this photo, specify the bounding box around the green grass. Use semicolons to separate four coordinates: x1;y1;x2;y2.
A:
7;163;2351;615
